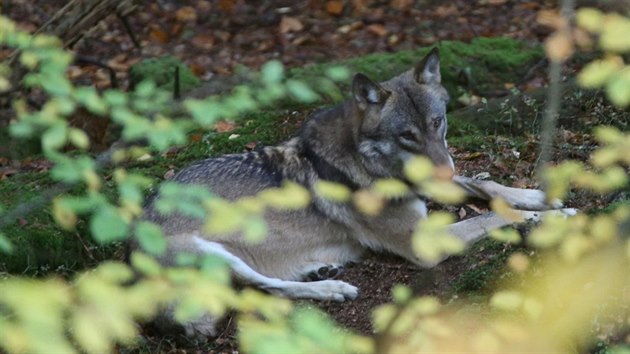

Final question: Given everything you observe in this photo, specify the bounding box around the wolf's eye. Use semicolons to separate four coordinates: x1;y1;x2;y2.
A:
399;131;416;141
432;116;443;128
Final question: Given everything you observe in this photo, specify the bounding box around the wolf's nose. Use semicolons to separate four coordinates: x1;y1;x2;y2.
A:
435;165;454;180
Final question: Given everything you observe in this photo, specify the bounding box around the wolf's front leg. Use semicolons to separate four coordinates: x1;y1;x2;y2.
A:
453;175;563;210
418;207;578;268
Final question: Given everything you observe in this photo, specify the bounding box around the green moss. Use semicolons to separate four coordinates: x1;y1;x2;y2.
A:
452;238;518;294
0;172;116;275
290;37;544;108
129;56;201;94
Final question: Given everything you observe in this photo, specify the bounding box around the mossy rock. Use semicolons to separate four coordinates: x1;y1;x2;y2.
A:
129;56;201;94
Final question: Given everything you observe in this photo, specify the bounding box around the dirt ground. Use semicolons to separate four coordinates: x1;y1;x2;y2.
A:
3;1;627;353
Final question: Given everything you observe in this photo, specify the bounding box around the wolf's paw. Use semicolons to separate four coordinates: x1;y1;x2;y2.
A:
181;314;218;339
505;188;563;211
303;264;345;281
520;208;578;222
312;280;359;302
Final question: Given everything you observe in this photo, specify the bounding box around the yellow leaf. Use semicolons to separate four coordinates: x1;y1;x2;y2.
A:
52;198;77;230
489;228;521;244
403;156;434;184
490;197;522;222
421;180;466;204
576;8;604;33
313;180;352;202
352;189;385;216
577;56;623;88
490;290;523;311
601;14;630;52
373;178;409;199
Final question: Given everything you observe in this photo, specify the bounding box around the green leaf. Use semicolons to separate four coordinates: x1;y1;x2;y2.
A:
42;123;68;151
286;79;319;103
0;232;14;253
261;60;284;84
135;221;167;256
74;87;108;115
606;68;630;107
90;206;129;243
68;128;89;150
135;80;156;98
103;89;128;106
325;66;350;81
130;252;162;277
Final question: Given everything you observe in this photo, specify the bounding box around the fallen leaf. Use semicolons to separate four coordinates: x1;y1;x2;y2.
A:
435;5;458;17
215;120;236;133
537;9;565;29
245;141;257;150
149;26;169;44
390;0;413;10
191;34;215;50
280;16;304;33
175;6;197;22
325;1;344;16
164;169;175;180
0;167;17;180
367;24;388;37
544;31;573;63
480;0;506;5
466;204;485;214
218;0;236;12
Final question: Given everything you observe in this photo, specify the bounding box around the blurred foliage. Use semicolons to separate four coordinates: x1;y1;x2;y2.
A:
1;8;629;354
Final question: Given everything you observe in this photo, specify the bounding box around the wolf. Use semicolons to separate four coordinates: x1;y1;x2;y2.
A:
141;48;575;337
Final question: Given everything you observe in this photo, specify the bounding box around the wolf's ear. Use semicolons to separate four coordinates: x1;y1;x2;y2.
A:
352;73;390;110
414;47;441;85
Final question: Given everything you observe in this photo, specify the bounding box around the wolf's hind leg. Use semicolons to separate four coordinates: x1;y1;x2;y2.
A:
192;236;358;301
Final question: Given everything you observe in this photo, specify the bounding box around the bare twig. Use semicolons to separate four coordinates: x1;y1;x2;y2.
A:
537;0;575;175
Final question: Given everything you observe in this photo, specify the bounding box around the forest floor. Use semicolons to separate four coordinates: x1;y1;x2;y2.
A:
2;1;629;353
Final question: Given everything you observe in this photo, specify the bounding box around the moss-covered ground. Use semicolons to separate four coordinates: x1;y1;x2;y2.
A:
0;36;620;306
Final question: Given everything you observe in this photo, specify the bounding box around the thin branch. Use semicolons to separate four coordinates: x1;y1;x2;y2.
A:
537;0;575;174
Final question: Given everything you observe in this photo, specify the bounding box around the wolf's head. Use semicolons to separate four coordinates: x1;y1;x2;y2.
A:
352;48;454;180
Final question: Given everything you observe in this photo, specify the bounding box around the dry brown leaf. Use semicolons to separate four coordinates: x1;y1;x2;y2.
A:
537;9;565;29
149;26;169;44
175;6;197;22
197;0;212;12
435;5;458;17
280;16;304;33
466;203;485;214
218;0;236;12
544;31;574;63
367;24;388;37
390;0;413;9
325;1;344;16
163;169;175;180
458;207;467;220
215;120;236;133
480;0;507;5
245;141;257;150
191;34;215;50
